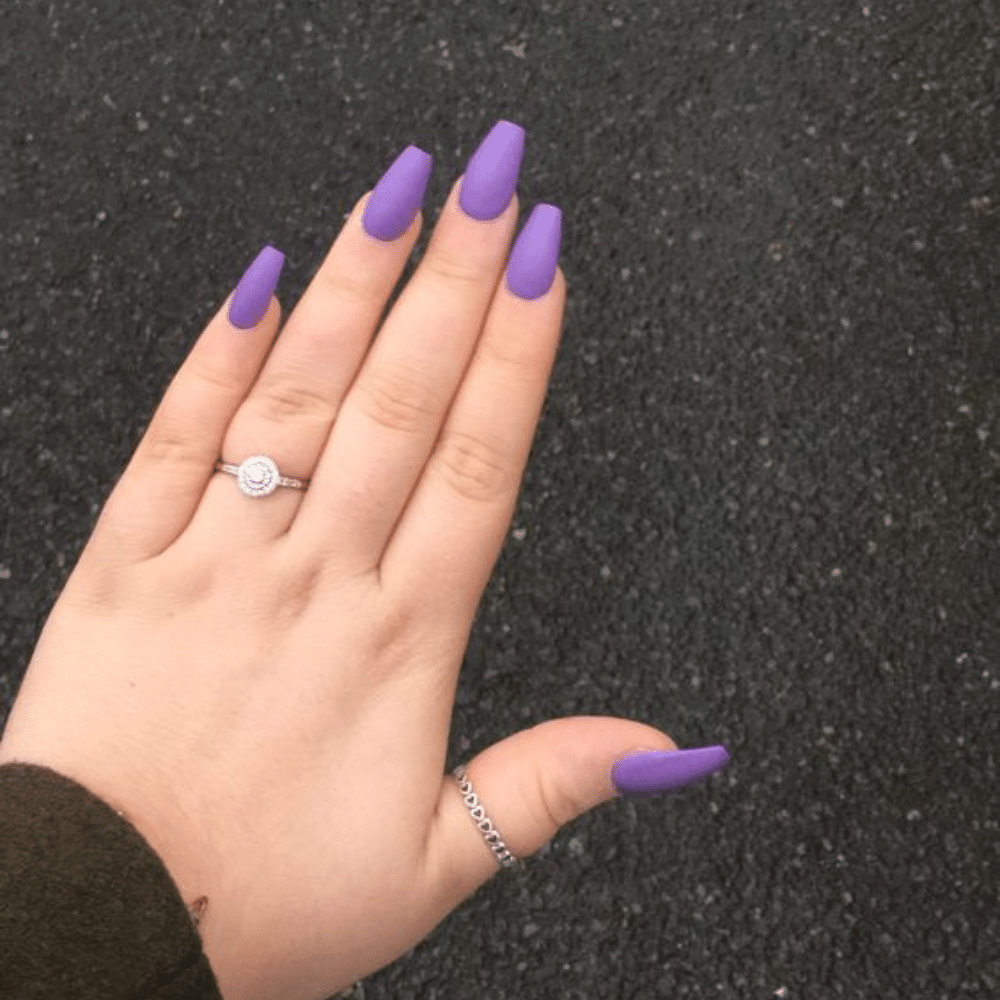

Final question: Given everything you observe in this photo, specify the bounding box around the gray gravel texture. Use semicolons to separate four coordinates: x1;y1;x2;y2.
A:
1;1;998;998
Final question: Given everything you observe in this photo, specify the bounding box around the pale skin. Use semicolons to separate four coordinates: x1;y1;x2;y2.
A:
0;175;675;1000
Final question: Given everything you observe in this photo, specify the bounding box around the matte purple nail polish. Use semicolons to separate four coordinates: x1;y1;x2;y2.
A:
362;145;434;242
507;204;562;300
611;745;731;799
228;245;285;330
459;119;526;222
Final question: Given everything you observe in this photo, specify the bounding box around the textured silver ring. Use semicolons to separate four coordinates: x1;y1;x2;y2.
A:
215;456;310;498
452;764;524;871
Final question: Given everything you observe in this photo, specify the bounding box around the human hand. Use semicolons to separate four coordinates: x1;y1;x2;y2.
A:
0;120;727;1000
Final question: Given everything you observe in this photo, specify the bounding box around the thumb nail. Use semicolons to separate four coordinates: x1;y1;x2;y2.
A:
611;745;731;799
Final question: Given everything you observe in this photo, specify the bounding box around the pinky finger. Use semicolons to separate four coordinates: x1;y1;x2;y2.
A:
83;246;285;570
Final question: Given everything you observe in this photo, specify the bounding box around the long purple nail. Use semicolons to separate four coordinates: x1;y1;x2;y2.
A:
507;204;562;300
362;145;434;242
459;120;526;222
611;745;731;799
228;245;285;330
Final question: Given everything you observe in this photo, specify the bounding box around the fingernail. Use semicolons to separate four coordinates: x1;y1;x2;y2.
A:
459;119;526;222
611;745;731;799
362;145;434;242
228;245;285;330
507;204;562;300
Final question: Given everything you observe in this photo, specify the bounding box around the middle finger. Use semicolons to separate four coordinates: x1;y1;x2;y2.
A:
291;120;527;573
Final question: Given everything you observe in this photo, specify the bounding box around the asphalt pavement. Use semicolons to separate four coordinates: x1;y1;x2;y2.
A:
1;2;997;998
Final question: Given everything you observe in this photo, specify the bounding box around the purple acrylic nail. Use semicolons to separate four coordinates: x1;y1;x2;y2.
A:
458;120;526;222
611;745;731;799
228;245;285;330
362;145;434;243
506;204;562;301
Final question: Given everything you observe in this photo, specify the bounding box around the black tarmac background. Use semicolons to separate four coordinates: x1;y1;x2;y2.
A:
1;1;998;998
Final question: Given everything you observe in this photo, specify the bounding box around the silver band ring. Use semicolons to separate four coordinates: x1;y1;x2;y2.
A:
452;764;524;871
216;454;522;872
215;455;310;498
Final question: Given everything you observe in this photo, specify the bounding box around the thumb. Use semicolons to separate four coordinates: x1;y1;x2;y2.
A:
428;716;729;905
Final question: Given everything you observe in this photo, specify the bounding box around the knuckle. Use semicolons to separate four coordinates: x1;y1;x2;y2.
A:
479;324;549;374
317;266;382;310
186;354;243;397
425;249;485;287
252;375;335;426
141;428;208;471
140;360;238;466
535;768;580;832
355;364;440;434
433;429;511;504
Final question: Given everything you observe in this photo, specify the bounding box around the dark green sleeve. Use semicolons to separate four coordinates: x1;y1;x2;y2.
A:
0;762;223;999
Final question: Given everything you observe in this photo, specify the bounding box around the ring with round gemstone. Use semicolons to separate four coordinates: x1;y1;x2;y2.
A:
214;455;310;498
